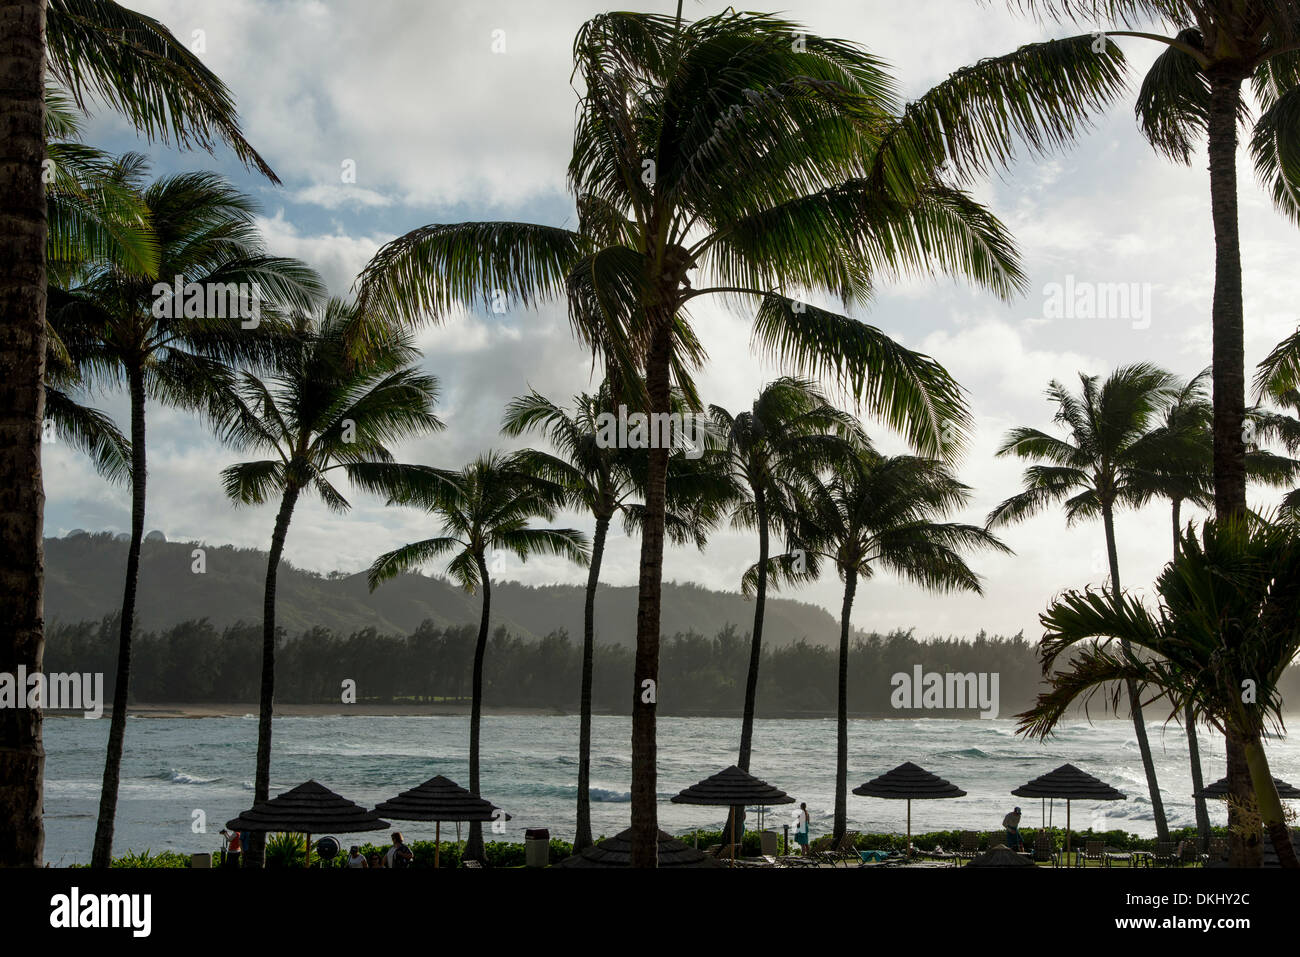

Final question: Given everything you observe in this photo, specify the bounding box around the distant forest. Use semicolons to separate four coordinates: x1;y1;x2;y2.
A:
44;616;1300;717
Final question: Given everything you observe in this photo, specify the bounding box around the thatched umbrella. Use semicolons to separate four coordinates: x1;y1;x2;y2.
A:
1195;775;1300;800
671;766;793;863
227;780;389;868
373;774;510;868
1012;764;1124;859
552;828;723;868
852;762;966;854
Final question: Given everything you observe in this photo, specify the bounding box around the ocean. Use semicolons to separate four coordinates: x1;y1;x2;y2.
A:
41;714;1299;865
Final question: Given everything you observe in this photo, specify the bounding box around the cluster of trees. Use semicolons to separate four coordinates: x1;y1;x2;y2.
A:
6;3;1300;872
46;616;1065;715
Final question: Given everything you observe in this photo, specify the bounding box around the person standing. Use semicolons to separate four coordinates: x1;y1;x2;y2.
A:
384;832;414;869
1003;807;1024;851
220;828;241;868
795;803;811;857
346;845;368;868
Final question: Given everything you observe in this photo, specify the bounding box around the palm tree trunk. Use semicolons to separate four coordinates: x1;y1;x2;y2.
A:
244;485;300;868
463;552;492;863
0;0;48;869
723;488;769;847
574;513;610;852
1207;69;1256;867
91;366;147;867
1172;498;1211;851
1226;728;1262;866
1243;735;1298;868
1101;502;1169;843
833;568;857;843
629;317;673;868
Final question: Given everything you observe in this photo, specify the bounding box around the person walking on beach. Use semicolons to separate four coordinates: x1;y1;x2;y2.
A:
1003;807;1023;851
220;828;241;868
795;803;811;857
346;845;368;868
384;832;414;869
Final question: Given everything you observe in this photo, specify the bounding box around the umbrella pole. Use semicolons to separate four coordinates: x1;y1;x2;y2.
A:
1066;801;1072;865
907;800;912;857
730;811;737;864
435;821;441;869
305;832;311;869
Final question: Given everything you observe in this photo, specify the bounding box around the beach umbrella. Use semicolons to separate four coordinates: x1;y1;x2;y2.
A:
227;780;389;868
373;774;510;868
852;762;966;855
552;828;723;868
1012;764;1124;859
671;766;793;863
1194;775;1300;800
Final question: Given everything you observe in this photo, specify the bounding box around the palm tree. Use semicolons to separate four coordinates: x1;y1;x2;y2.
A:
216;299;444;867
501;381;721;851
1023;517;1300;868
0;1;277;866
51;168;321;867
1011;0;1300;868
989;363;1188;841
1145;369;1300;848
774;447;1009;842
368;452;589;861
356;8;1125;864
708;377;859;842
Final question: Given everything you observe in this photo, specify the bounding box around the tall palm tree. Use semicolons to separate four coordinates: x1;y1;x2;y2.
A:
357;9;1125;864
501;381;721;851
1010;0;1300;867
216;300;444;867
52;168;321;867
777;448;1008;841
708;377;859;842
368;452;589;861
987;363;1186;842
1023;517;1300;868
1144;369;1300;848
0;0;277;866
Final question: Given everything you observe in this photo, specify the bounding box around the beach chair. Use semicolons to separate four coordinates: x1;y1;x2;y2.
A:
1078;840;1105;867
1201;838;1228;865
814;832;860;866
461;859;482;869
957;831;980;861
1179;842;1198;866
1152;841;1181;867
1031;831;1057;865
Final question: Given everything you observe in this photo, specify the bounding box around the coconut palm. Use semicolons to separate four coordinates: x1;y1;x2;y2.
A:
368;452;589;861
50;168;322;867
773;448;1009;842
0;1;278;866
988;363;1192;841
1023;517;1300;868
357;8;1126;864
1009;0;1300;866
708;377;861;842
501;381;723;851
1253;330;1300;521
216;299;444;867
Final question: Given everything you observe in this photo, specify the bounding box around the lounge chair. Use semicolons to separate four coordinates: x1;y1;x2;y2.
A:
814;832;860;866
1201;838;1228;865
1031;831;1058;866
1152;841;1183;867
1077;840;1105;867
957;831;980;861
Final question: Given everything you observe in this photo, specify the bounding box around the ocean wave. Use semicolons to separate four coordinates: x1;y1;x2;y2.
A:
158;768;220;785
934;747;989;759
590;788;631;803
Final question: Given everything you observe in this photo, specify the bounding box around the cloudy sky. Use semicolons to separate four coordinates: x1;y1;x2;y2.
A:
45;0;1300;641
